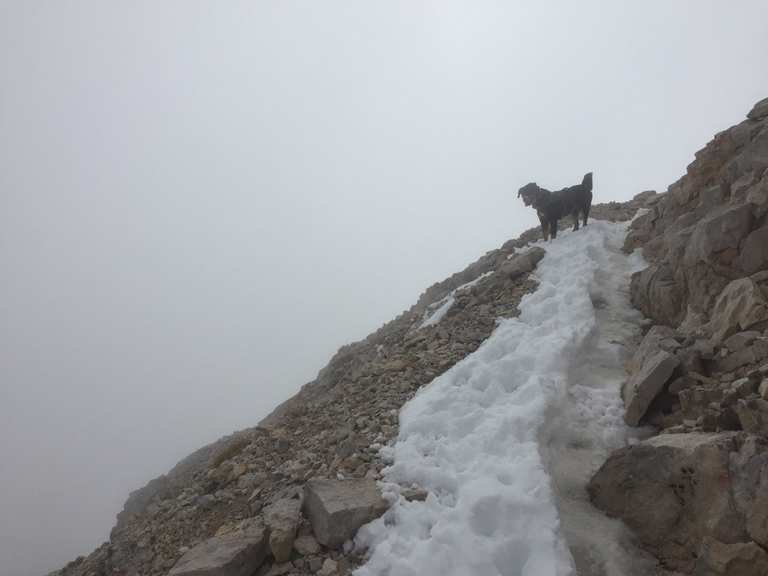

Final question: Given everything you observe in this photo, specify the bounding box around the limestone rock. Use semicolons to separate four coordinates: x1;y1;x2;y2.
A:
292;534;320;556
668;375;695;395
696;538;768;575
499;247;545;280
317;558;338;576
723;330;762;352
168;526;268;576
740;225;768;274
734;398;768;434
626;325;679;374
623;350;680;426
303;479;387;548
264;497;301;563
261;563;292;576
683;204;753;269
400;487;428;502
588;433;753;573
759;379;768;400
748;97;768;120
716;338;768;373
630;264;685;327
707;278;768;343
679;386;723;420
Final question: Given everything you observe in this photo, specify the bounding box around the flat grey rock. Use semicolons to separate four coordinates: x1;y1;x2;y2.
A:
623;350;679;426
168;527;268;576
303;479;387;548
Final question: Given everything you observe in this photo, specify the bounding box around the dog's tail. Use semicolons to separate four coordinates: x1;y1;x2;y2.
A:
582;172;593;192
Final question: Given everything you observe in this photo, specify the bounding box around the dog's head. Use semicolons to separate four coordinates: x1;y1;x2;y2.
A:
582;172;593;191
517;182;540;207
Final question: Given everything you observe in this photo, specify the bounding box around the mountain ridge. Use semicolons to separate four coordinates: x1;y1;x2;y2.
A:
52;96;768;576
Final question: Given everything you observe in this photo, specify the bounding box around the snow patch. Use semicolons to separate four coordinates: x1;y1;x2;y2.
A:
419;272;494;328
356;220;642;576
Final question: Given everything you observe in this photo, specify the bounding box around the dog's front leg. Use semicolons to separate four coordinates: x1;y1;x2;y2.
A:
549;217;558;239
537;211;549;241
572;210;580;231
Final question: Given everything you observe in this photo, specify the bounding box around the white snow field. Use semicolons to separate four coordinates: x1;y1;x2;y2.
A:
355;219;655;576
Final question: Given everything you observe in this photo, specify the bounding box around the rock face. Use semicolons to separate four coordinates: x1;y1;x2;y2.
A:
264;498;301;563
593;97;768;575
707;278;768;343
589;433;768;575
623;350;679;425
627;97;768;328
302;479;388;549
167;526;268;576
748;96;768;120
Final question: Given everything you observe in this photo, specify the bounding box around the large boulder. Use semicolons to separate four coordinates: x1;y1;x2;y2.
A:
683;204;753;271
499;247;545;280
630;264;686;326
707;278;768;343
168;526;268;576
739;225;768;274
623;349;680;426
589;432;768;575
264;497;302;563
626;325;680;374
303;479;388;548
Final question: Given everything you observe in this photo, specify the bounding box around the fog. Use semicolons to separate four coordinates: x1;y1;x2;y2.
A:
1;2;767;575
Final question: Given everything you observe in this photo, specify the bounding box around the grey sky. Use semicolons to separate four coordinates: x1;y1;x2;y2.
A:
1;2;767;575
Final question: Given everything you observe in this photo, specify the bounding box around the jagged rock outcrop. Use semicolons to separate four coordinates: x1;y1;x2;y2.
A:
589;433;768;575
589;97;768;575
626;97;768;329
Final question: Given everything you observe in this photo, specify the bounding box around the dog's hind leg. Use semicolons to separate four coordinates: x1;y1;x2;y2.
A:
549;217;558;239
583;200;591;227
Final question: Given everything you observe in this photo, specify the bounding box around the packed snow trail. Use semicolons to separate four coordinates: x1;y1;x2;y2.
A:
355;220;654;576
538;222;657;575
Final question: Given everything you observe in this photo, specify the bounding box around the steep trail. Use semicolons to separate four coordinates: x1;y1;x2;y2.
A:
355;219;654;576
539;222;657;575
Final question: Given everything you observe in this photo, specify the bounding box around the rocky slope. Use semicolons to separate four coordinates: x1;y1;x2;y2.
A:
51;201;643;576
53;96;768;576
589;96;768;576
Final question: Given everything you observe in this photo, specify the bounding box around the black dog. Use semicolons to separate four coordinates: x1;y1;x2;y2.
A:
518;172;593;240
